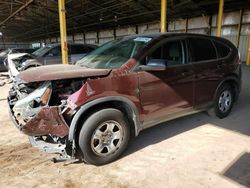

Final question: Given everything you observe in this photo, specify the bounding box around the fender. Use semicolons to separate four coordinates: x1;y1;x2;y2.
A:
213;75;240;101
68;96;142;142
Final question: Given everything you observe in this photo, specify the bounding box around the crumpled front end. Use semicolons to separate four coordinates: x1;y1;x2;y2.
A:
8;81;70;138
7;79;85;160
8;53;30;77
7;68;113;161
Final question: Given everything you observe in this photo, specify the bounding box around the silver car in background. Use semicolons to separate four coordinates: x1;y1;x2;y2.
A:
0;48;37;72
7;43;97;79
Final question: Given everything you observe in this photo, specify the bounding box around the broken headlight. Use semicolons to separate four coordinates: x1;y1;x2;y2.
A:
13;81;52;124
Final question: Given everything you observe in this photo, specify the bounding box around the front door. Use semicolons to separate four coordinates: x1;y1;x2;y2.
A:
137;39;195;128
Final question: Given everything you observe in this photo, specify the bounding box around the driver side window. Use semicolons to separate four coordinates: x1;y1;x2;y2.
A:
144;40;184;67
163;41;183;66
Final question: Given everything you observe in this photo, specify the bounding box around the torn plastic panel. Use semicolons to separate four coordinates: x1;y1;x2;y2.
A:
22;107;69;138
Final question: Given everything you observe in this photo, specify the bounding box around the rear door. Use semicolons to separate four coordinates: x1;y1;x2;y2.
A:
188;37;223;108
138;38;195;127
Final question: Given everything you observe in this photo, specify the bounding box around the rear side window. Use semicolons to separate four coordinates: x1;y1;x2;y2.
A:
70;45;86;54
189;38;217;62
214;41;230;58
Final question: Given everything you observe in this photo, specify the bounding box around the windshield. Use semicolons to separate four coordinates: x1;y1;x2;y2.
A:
76;37;152;69
32;46;53;57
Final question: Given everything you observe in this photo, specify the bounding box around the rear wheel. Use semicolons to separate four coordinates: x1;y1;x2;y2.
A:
78;108;130;165
211;84;234;119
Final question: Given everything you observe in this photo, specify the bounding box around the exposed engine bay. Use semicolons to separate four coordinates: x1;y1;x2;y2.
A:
8;78;85;161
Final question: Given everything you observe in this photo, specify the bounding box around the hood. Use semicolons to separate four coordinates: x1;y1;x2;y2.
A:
17;64;111;83
8;53;28;60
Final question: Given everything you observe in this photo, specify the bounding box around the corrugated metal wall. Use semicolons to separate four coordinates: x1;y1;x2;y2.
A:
0;42;30;49
39;9;250;62
239;36;249;61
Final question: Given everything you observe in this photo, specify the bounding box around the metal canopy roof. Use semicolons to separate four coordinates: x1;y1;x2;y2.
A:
0;0;250;41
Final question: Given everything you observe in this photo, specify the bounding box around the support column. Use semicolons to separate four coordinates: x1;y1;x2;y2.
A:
185;18;188;33
236;10;243;48
96;31;99;45
208;16;212;35
82;33;85;44
161;0;167;33
217;0;224;37
113;28;116;40
58;0;68;64
1;35;5;49
247;35;250;66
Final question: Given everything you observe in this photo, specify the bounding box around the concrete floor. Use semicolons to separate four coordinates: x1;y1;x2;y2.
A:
0;66;250;188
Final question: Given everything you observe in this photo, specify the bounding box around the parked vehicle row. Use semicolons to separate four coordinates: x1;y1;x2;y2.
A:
7;33;241;165
0;48;37;72
7;43;97;79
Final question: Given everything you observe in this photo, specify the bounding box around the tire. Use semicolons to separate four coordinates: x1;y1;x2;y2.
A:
78;108;130;165
213;84;234;119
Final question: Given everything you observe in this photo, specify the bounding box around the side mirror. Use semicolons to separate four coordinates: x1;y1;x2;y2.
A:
139;59;166;71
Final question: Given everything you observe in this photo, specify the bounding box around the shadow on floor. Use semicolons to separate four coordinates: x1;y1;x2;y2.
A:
223;152;250;187
124;112;207;156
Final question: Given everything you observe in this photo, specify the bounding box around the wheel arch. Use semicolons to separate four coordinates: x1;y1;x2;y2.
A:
68;96;142;144
214;74;240;102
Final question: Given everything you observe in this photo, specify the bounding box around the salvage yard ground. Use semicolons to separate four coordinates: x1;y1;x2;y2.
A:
0;66;250;188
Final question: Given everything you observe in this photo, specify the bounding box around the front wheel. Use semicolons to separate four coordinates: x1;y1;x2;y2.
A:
213;84;234;119
78;108;130;165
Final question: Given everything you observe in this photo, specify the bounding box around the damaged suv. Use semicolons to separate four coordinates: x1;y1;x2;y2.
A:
8;33;241;165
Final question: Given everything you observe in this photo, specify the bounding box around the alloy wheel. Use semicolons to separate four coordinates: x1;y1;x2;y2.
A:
91;120;124;157
218;90;232;113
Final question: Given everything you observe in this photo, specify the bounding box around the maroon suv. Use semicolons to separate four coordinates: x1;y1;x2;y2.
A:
8;33;241;165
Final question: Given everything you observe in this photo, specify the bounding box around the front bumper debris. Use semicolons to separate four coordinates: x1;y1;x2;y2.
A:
8;88;69;138
8;90;76;161
8;98;69;138
22;107;69;138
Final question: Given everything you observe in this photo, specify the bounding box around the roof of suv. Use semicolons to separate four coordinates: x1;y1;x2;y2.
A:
46;43;97;47
124;32;236;49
